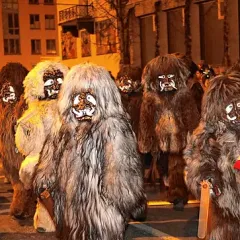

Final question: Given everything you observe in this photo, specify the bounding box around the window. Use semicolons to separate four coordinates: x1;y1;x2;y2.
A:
8;13;19;35
46;39;56;54
31;39;41;54
45;15;55;29
2;0;18;10
29;0;39;4
4;39;20;55
44;0;54;4
30;14;40;29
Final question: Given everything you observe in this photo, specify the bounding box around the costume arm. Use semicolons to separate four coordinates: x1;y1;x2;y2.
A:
184;123;222;199
33;132;58;195
103;119;146;217
15;110;45;189
138;93;156;153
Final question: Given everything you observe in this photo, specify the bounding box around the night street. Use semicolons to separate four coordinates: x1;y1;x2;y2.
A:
0;163;199;240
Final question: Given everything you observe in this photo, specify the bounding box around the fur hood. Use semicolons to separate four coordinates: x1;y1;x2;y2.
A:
23;61;68;104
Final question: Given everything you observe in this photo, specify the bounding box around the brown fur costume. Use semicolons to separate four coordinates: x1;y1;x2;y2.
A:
15;61;68;232
0;62;36;219
138;53;200;209
184;72;240;239
33;63;146;240
115;65;142;137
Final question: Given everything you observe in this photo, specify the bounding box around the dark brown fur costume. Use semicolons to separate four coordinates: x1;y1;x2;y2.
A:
184;72;240;239
33;63;146;240
0;63;36;218
138;53;200;208
116;65;142;137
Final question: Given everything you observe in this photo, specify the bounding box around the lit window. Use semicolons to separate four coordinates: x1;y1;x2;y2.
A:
4;39;20;55
31;39;41;54
30;14;40;29
45;15;55;30
29;0;39;4
46;39;56;54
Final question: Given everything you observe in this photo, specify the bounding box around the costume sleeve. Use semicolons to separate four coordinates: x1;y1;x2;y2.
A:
183;123;222;199
103;119;146;217
138;92;156;153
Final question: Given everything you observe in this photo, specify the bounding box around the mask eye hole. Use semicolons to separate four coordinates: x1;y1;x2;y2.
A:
44;79;54;87
226;103;233;114
86;94;96;105
158;75;165;79
73;95;80;105
57;78;63;84
167;74;174;78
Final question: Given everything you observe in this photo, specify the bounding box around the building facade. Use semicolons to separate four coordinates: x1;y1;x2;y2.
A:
0;0;59;70
57;0;240;77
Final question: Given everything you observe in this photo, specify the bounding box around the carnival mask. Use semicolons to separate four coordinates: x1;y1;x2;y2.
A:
224;99;240;124
42;69;63;100
158;74;177;92
72;91;96;121
0;82;17;103
117;75;134;93
199;65;215;80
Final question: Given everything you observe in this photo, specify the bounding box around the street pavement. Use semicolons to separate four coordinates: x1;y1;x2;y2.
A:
0;164;199;240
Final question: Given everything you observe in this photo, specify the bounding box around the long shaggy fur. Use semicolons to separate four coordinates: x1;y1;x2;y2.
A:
115;65;142;137
15;61;68;232
0;62;36;218
138;53;200;204
23;61;68;104
33;63;146;240
184;72;240;239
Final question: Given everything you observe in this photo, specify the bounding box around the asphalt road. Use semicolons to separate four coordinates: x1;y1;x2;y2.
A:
0;165;200;240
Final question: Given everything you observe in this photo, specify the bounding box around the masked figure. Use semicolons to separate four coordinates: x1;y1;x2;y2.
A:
0;62;36;219
33;62;146;240
15;61;68;232
184;72;240;239
138;53;200;210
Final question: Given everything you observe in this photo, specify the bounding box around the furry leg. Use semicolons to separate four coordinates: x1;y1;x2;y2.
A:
167;153;188;210
11;182;36;219
34;200;56;233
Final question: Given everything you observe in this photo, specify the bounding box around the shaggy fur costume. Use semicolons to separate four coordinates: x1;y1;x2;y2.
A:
138;53;200;209
33;63;146;240
115;65;142;137
15;61;68;232
184;72;240;239
0;62;36;219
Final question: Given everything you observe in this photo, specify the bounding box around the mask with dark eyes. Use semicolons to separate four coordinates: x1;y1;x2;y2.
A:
199;65;215;80
42;69;64;100
0;82;17;104
158;74;177;92
224;99;240;125
71;91;96;121
117;75;134;93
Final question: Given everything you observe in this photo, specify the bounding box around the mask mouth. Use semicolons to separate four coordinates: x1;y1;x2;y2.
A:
119;84;132;93
72;107;96;121
159;79;177;92
72;92;96;121
46;89;59;99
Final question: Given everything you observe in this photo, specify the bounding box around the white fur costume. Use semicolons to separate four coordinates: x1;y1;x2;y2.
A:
15;61;68;232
